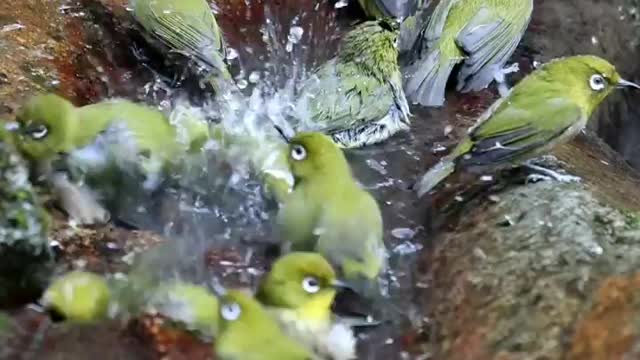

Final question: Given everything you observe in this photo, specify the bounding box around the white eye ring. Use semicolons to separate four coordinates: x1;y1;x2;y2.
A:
590;74;606;91
30;125;49;140
220;302;241;321
302;276;320;294
291;144;307;161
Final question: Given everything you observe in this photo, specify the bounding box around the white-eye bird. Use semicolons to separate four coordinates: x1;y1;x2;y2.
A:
293;18;411;148
256;252;357;360
12;93;208;225
404;0;533;107
415;55;640;196
41;271;112;323
276;131;387;296
215;289;315;360
132;0;235;93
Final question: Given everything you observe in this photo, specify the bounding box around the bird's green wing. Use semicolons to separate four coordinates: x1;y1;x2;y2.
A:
459;97;585;167
423;0;460;44
455;2;532;92
134;0;226;72
316;192;385;280
300;61;396;132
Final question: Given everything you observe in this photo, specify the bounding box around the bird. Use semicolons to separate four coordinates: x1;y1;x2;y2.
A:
275;131;387;297
132;0;235;93
256;252;357;360
404;0;533;107
11;93;208;225
40;271;112;323
415;55;640;196
215;289;315;360
292;18;411;148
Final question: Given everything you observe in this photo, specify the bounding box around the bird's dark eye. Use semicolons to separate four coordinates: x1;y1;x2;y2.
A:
589;74;606;91
302;276;320;294
26;124;49;140
290;144;307;161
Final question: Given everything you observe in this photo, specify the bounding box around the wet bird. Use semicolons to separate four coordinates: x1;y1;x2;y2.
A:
404;0;533;107
11;93;208;225
41;271;112;323
276;131;387;296
132;0;235;93
215;289;314;360
293;18;410;148
415;55;640;196
256;252;357;360
145;281;220;338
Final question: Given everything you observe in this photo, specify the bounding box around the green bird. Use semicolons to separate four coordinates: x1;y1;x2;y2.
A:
11;93;208;225
357;0;425;19
415;55;640;196
40;271;112;323
145;281;220;338
404;0;533;107
293;18;410;148
215;289;314;360
256;252;357;360
132;0;234;93
276;131;386;295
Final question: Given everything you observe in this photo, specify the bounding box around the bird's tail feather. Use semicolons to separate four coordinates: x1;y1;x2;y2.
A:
404;49;457;107
416;158;455;197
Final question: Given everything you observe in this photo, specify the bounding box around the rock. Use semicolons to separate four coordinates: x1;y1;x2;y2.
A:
0;128;52;307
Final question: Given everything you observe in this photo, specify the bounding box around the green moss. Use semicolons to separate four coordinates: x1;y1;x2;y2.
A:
0;129;53;306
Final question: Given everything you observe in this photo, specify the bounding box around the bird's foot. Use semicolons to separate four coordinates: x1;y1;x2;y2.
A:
494;63;520;97
524;164;582;184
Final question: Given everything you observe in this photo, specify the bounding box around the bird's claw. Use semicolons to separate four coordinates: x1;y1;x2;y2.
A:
502;62;520;75
524;164;582;184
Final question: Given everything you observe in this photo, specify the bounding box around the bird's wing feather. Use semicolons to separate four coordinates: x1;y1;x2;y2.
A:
145;7;226;71
424;0;460;43
455;4;531;91
461;98;584;166
301;62;395;132
316;193;385;278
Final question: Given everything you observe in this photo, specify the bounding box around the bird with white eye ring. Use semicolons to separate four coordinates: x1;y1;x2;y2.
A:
214;289;314;360
414;55;640;197
291;144;307;161
589;74;606;91
256;252;359;360
28;124;49;140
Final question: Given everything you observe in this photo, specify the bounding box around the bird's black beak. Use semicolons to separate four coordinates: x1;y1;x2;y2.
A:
331;279;355;291
274;125;291;143
617;79;640;90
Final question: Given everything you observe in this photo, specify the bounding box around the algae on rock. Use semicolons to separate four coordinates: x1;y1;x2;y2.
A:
0;128;52;307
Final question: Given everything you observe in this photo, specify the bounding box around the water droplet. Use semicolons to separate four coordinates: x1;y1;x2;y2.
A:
248;71;260;83
226;48;239;60
335;0;349;8
392;241;422;255
391;227;416;240
237;79;248;89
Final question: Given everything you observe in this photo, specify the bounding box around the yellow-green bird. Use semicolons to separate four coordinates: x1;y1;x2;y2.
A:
276;131;386;295
145;281;219;338
256;252;357;360
11;93;208;225
40;271;112;323
132;0;234;93
293;19;410;148
358;0;425;19
404;0;533;107
215;289;314;360
416;55;640;196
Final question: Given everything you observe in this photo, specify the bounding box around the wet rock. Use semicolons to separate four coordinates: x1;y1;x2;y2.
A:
0;129;52;307
421;181;640;360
